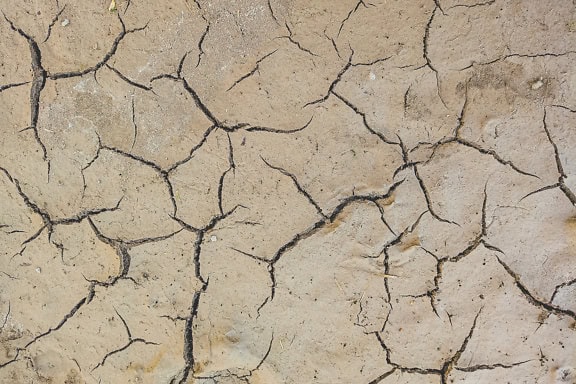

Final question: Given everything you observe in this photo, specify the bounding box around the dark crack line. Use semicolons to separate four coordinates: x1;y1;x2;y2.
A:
3;13;48;161
337;0;373;37
93;308;158;370
440;309;483;383
419;4;449;108
129;96;138;149
176;51;191;78
244;115;314;134
48;15;148;79
43;5;67;43
304;53;353;107
519;183;561;202
456;360;532;372
81;135;103;198
51;198;124;226
368;367;396;384
453;137;539;178
260;155;326;219
374;331;442;377
196;18;210;68
167;125;217;173
305;52;392;108
234;333;274;378
332;91;399;145
87;214;184;249
99;145;178;215
24;296;88;348
413;165;458;224
267;0;279;23
217;134;236;215
542;107;565;178
181;78;220;125
281;22;317;56
505;51;576;60
0;302;10;334
0;81;30;93
420;187;490;315
423;137;539;178
251;180;405;310
542;107;576;204
106;63;153;91
448;0;495;11
324;28;342;59
551;277;576;304
495;256;576;320
0;167;53;240
454;82;469;137
559;183;576;205
173;204;244;384
226;50;277;92
374;201;397;236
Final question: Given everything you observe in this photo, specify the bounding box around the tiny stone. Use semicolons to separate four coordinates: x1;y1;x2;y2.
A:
210;235;217;242
61;19;70;27
531;79;544;90
35;267;41;273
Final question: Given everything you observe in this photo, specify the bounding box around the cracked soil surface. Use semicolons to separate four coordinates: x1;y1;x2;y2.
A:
1;0;576;383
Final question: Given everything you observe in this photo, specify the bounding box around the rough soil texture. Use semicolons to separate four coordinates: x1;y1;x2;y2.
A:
1;0;576;383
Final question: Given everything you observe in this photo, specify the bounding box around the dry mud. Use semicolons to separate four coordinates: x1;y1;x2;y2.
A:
1;0;576;383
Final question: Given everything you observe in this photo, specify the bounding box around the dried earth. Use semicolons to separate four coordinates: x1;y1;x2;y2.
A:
1;0;576;383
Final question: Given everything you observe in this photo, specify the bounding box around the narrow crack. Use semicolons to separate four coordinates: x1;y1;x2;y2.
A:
43;5;67;43
421;4;447;107
3;13;48;161
48;15;148;80
167;125;217;173
24;295;89;348
267;0;279;23
305;52;392;107
106;63;153;91
280;22;317;56
217;134;236;215
542;106;576;205
171;206;246;383
550;277;576;304
260;155;326;219
93;308;158;370
421;137;540;178
367;367;396;384
181;77;220;126
337;0;373;37
0;81;30;93
196;18;210;68
440;308;483;383
448;0;495;11
456;360;532;372
227;50;277;92
495;256;576;320
413;165;458;225
250;179;406;310
0;302;10;334
332;90;399;145
99;145;178;215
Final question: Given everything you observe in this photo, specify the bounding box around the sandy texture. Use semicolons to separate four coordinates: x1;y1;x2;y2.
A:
1;0;576;383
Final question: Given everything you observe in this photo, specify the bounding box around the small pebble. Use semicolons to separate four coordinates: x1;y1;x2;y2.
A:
35;267;41;273
61;19;70;27
531;79;544;90
210;235;217;242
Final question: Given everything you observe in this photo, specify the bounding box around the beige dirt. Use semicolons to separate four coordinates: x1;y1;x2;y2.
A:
1;0;576;383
